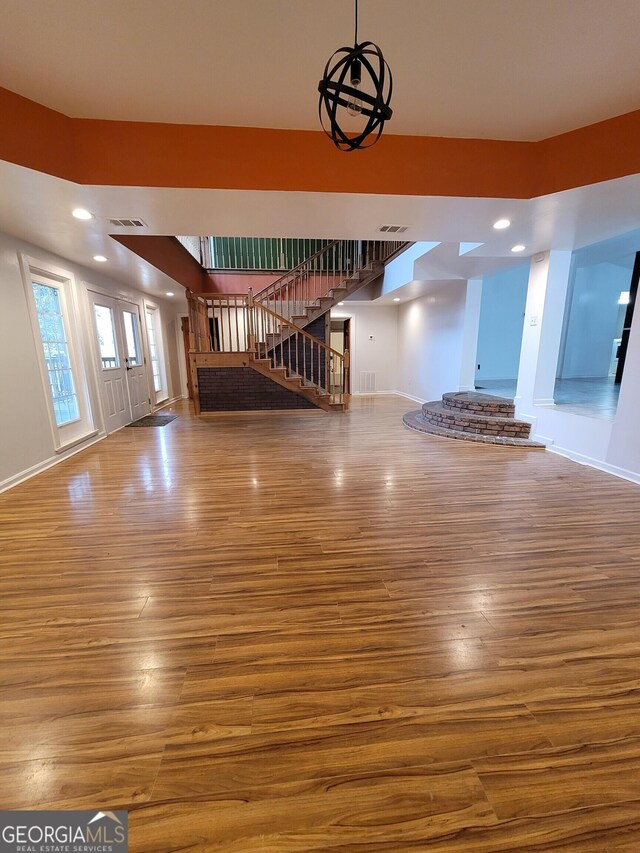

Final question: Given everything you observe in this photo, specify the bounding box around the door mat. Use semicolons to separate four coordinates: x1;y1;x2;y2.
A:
126;415;178;427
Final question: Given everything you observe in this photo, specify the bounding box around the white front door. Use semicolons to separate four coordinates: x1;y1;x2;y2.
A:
90;293;151;432
91;294;131;432
120;304;152;421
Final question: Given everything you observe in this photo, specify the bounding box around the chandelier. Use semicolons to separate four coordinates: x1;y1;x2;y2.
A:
318;0;393;151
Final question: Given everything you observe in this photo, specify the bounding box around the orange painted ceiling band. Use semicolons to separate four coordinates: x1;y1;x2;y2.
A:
1;86;640;198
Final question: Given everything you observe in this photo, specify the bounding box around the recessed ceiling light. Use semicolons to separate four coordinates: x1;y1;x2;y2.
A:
511;244;526;253
493;218;511;230
72;208;93;220
165;292;175;297
337;302;344;306
393;297;400;302
93;254;107;263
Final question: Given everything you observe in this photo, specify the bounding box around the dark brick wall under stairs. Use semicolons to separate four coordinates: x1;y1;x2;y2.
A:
197;366;317;411
271;316;328;385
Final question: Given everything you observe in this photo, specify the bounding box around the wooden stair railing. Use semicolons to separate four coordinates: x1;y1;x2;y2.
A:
253;239;409;323
187;293;250;353
186;291;349;410
249;299;348;407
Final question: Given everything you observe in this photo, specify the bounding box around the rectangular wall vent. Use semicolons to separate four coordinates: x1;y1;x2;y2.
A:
359;371;377;393
378;224;408;233
109;218;148;228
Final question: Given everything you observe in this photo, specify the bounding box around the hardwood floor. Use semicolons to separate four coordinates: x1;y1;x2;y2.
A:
2;394;640;850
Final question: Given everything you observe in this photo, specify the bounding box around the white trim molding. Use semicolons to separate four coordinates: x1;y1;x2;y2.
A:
0;431;105;494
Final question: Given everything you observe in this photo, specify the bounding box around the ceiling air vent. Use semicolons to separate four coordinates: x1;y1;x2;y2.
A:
109;217;148;228
378;224;408;234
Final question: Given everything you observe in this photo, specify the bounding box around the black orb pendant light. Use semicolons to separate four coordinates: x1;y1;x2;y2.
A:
318;0;393;151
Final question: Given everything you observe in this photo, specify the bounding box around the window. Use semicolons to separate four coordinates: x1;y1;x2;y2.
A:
122;310;142;367
21;257;94;451
32;282;80;426
94;304;119;369
145;305;167;400
145;309;161;392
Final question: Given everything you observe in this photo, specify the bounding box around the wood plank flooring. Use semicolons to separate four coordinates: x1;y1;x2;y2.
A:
2;395;640;850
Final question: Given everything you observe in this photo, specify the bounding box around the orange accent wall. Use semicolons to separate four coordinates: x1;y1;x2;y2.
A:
537;109;640;195
111;236;281;295
112;235;208;293
2;86;640;198
74;119;536;198
204;272;280;294
0;88;78;181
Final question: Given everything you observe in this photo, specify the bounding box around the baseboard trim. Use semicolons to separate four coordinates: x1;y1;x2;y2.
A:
154;395;184;412
545;444;640;486
351;390;403;397
199;408;324;417
0;431;107;494
387;390;428;404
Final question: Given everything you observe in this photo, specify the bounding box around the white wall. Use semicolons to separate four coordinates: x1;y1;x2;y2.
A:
475;264;529;382
0;229;185;491
378;242;440;297
396;282;467;403
330;303;398;394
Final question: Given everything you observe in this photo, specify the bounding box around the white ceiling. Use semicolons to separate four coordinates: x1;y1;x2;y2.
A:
1;159;639;301
2;0;640;141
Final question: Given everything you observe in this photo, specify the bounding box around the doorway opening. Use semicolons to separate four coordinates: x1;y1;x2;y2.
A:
614;250;639;385
554;247;636;418
330;318;351;394
474;264;529;400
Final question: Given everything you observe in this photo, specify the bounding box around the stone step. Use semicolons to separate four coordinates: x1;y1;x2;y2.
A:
442;391;515;417
403;410;545;448
421;400;532;439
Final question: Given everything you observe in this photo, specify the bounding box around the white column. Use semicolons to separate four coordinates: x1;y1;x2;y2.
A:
458;278;482;392
515;250;572;411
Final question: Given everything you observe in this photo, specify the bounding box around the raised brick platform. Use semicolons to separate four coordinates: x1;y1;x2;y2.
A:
442;391;515;417
403;391;545;449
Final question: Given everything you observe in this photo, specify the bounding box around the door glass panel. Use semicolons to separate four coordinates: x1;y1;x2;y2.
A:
32;282;80;426
94;304;119;369
122;310;142;366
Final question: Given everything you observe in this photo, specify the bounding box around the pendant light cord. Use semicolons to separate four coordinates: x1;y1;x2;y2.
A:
354;0;359;45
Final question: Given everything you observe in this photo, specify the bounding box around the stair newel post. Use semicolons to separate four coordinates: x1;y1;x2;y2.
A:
343;349;350;404
186;290;197;352
234;295;240;352
257;302;263;359
282;335;291;376
247;289;255;354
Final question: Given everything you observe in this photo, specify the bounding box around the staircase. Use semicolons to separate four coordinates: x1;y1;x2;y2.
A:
254;239;408;336
403;391;545;448
250;301;346;411
187;239;408;414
